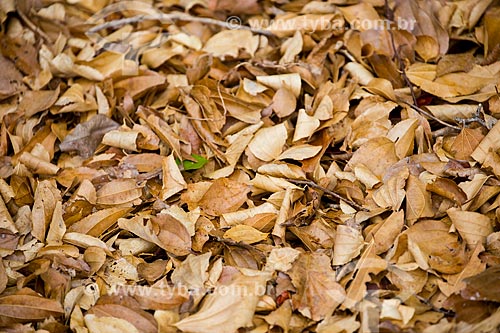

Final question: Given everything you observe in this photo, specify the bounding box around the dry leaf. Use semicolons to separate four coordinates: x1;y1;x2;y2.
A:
197;178;250;215
447;208;493;248
175;271;271;333
60;114;120;158
223;225;269;244
288;252;346;320
248;123;288;162
332;225;364;265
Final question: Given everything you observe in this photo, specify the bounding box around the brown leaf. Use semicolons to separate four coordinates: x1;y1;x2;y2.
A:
87;304;157;333
461;265;500;302
153;213;192;256
288;252;346;320
406;220;467;274
60;114;120;158
366;210;405;254
0;291;64;321
175;271;271;333
198;178;250;216
450;127;485;161
426;177;467;205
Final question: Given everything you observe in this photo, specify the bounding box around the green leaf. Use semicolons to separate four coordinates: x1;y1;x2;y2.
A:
181;154;208;171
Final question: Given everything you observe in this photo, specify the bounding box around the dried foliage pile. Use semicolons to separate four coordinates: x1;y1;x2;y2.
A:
1;0;500;332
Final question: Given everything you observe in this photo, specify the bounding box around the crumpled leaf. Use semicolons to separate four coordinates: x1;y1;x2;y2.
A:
406;220;467;274
447;208;493;248
60;114;120;158
175;270;271;333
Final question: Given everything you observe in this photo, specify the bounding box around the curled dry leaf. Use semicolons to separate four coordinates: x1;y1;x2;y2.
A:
248;123;288;162
406;220;467;274
4;0;500;331
175;271;271;333
447;208;493;248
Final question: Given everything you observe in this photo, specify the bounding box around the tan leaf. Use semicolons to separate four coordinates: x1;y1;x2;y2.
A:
248;123;288;162
31;180;61;242
87;304;156;333
277;145;322;161
438;243;486;297
175;271;271;333
263;299;292;333
451;128;484;161
447;208;493;248
161;154;187;200
332;225;364;266
348;137;399;179
292;109;320;142
198;178;250;216
288;252;346;320
272;87;297;118
471;120;500;164
264;247;301;273
19;87;60;118
223;225;269;244
203;30;259;59
171;252;211;290
405;174;434;223
221;202;278;228
426;177;467;205
316;315;360;333
415;35;440;63
96;179;142;207
342;242;387;310
256;73;301;98
406;220;467;274
84;314;140;333
366;210;405;254
406;63;500;99
114;74;166;99
67;207;132;237
0;291;64;320
153;214;192;256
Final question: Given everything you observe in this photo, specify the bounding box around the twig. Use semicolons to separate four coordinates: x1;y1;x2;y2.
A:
329;152;353;161
480;44;500;66
384;1;418;106
404;102;461;130
17;9;52;43
455;104;488;128
285;179;367;211
87;12;274;37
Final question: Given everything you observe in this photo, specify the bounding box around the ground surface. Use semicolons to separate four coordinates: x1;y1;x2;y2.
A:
1;0;500;332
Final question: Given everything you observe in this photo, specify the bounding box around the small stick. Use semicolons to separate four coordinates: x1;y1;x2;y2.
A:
404;102;461;130
87;12;274;37
286;179;367;211
17;9;52;42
